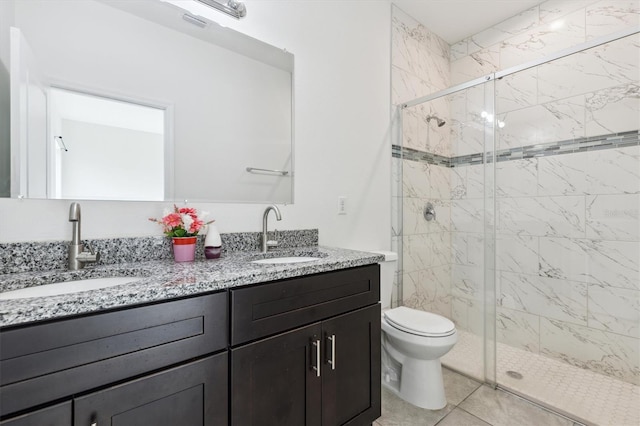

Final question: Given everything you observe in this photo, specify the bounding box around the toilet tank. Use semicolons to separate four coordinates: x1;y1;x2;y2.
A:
370;251;398;309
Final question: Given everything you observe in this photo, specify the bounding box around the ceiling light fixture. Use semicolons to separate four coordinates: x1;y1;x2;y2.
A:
195;0;247;19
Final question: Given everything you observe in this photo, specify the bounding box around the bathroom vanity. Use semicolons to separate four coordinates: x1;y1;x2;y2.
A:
0;247;382;426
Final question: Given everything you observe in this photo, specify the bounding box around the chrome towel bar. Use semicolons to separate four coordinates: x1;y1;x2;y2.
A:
246;167;289;176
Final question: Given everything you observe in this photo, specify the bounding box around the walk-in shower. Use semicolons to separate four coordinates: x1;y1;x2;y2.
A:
394;27;639;426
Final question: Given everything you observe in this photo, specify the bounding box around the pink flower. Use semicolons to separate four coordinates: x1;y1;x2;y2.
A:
149;205;215;238
190;219;204;233
162;213;182;228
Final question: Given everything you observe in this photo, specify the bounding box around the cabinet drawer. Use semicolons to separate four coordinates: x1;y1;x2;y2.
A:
0;401;71;426
75;353;228;426
0;291;227;416
231;265;379;345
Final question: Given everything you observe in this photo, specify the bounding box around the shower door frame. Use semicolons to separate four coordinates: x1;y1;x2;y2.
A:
395;24;640;388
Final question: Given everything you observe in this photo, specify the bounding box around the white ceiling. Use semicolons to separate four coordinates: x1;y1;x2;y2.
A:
392;0;544;44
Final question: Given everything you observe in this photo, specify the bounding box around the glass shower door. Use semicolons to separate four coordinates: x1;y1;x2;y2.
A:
397;77;497;386
493;32;640;425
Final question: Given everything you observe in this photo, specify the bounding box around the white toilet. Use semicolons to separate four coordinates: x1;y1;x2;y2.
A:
374;251;457;410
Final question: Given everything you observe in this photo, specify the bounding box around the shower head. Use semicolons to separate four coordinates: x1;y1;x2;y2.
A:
425;115;446;127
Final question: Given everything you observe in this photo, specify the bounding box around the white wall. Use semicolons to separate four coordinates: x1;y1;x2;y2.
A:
0;1;392;252
0;1;13;198
59;120;164;201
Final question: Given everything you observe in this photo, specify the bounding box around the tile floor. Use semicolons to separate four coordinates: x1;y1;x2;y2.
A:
375;367;581;426
441;330;640;426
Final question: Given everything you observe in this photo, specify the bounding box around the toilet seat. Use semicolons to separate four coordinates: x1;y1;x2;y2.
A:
384;306;455;337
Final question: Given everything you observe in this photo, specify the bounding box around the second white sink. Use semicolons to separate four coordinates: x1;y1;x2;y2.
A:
252;256;321;265
0;277;143;300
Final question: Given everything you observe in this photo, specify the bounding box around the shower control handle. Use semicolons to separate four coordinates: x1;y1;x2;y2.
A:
424;202;436;221
327;334;336;370
312;339;321;377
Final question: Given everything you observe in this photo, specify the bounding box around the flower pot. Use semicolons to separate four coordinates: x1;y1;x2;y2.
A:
172;236;197;262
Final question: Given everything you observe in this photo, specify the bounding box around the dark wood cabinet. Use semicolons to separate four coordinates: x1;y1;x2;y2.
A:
321;305;381;426
1;355;227;426
230;265;381;426
1;292;227;416
0;291;228;425
231;306;380;426
1;265;381;426
0;402;71;426
231;323;323;426
75;353;227;426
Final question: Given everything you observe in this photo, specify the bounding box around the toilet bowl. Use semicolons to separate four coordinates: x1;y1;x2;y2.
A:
372;251;457;410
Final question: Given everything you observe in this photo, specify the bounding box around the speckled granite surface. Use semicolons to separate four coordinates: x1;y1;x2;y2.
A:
0;229;319;275
0;246;383;328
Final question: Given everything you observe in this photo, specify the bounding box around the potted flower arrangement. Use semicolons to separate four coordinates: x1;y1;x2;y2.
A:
149;205;214;262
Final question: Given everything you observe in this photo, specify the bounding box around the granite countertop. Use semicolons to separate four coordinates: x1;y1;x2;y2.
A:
0;246;384;328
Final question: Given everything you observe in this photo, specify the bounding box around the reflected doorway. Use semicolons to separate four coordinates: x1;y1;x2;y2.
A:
49;88;166;201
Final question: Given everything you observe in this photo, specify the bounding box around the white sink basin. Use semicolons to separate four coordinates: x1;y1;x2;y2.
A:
0;277;143;300
252;256;321;265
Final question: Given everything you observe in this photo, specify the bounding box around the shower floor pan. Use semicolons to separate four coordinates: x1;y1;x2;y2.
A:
442;330;639;426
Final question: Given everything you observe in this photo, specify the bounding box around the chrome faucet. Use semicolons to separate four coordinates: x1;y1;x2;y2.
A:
261;205;282;253
68;202;100;270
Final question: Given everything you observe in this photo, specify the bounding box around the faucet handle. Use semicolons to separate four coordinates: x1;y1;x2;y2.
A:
77;241;100;264
84;241;95;255
266;229;279;249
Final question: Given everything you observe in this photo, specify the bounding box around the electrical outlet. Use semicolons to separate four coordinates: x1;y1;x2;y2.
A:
338;196;347;215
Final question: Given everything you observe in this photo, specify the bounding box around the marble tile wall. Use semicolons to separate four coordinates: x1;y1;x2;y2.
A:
391;6;452;317
450;0;640;85
489;21;639;384
392;0;640;384
445;0;640;384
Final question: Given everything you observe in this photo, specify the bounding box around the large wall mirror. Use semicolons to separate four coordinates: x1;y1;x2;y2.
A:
0;0;294;203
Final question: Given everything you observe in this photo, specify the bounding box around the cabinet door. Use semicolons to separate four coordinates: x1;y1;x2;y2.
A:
0;401;71;426
74;353;227;426
231;323;323;426
321;305;381;426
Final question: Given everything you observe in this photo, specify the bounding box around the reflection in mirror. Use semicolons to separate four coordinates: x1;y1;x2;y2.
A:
50;88;166;201
0;0;294;203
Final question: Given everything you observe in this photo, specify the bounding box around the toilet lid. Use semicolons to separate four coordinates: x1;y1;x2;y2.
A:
384;306;455;337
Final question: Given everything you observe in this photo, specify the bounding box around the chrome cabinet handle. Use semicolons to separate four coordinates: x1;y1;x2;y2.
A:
312;339;321;377
327;334;336;370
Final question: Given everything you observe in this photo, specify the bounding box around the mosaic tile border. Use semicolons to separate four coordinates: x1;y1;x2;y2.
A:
0;229;319;275
392;130;639;167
